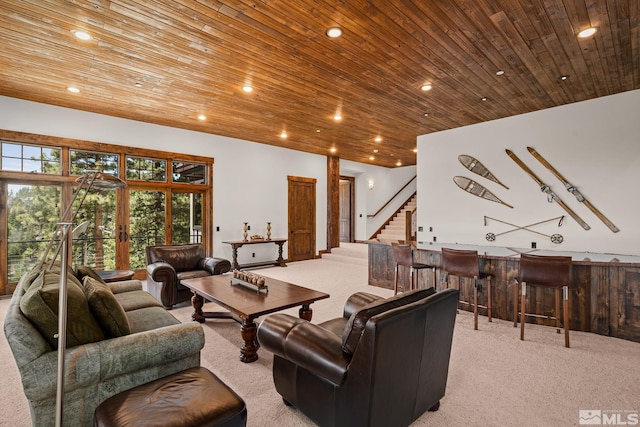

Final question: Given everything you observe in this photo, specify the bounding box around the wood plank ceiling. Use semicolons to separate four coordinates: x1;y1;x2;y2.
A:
0;0;638;167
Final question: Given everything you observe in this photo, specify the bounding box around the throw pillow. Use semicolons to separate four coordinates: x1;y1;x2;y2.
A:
75;264;106;285
20;270;105;348
17;263;44;293
83;276;131;338
47;260;84;289
341;287;436;355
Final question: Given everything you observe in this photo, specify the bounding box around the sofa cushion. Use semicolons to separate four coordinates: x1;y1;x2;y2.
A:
114;290;164;312
75;264;107;285
341;288;436;355
126;306;181;333
20;270;105;348
83;276;131;338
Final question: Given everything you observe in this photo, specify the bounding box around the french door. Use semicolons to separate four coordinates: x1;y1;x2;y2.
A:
127;188;206;272
0;130;213;295
4;184;207;289
5;183;61;285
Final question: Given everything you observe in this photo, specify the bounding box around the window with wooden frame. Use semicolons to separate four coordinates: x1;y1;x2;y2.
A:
0;130;214;295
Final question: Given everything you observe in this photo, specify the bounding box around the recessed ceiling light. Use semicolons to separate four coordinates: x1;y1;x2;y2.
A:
423;113;429;117
197;114;206;121
326;27;343;38
421;84;432;91
412;148;418;153
373;149;379;153
333;113;342;122
396;161;402;167
578;27;597;38
369;156;375;161
480;96;488;101
374;135;382;142
66;86;80;93
280;130;287;139
135;82;143;87
315;129;321;133
71;29;92;41
496;70;505;76
242;85;253;93
330;147;337;153
559;75;569;81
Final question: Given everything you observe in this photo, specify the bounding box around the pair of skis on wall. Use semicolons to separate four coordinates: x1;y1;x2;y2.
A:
506;147;619;233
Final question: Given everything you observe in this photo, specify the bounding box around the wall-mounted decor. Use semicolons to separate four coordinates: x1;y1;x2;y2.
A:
505;149;590;230
484;215;564;243
453;176;513;208
458;154;509;189
527;147;619;233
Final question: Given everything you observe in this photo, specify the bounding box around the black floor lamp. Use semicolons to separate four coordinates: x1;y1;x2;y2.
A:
39;171;126;427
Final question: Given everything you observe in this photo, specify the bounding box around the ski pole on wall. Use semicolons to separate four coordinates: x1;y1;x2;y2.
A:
505;149;591;230
483;215;565;243
527;147;619;233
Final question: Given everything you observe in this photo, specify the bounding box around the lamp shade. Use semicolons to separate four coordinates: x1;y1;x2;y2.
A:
76;172;127;189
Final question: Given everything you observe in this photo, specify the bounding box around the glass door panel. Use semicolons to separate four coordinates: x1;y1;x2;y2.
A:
6;184;60;285
172;191;203;244
129;190;166;270
72;186;117;271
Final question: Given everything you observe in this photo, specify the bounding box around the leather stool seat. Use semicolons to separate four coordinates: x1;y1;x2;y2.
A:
94;367;247;427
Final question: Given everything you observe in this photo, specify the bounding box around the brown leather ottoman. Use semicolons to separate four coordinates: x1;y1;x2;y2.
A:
94;367;247;427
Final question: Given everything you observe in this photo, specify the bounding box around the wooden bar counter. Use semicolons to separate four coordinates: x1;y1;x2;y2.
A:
368;241;640;343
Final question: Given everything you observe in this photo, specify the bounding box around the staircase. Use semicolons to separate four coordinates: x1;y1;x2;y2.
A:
321;243;368;266
373;195;416;243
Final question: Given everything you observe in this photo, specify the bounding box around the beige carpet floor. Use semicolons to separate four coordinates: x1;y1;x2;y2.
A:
2;243;639;426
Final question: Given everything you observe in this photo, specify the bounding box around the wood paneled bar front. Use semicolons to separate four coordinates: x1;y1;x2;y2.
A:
368;241;640;343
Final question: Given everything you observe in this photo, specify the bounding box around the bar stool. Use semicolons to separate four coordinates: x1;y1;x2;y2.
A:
392;243;436;295
514;253;572;347
441;247;492;330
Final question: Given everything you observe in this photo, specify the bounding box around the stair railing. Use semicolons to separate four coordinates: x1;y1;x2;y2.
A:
367;176;416;218
369;191;416;241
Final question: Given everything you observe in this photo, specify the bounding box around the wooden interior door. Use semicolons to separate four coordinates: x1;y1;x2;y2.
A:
288;176;316;261
339;177;354;242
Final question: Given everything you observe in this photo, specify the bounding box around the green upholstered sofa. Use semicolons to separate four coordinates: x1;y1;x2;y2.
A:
4;264;205;426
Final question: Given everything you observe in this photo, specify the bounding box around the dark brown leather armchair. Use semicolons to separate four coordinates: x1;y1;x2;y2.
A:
257;287;459;427
146;244;231;308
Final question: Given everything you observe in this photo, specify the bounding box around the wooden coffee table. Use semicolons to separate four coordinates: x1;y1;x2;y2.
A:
181;273;329;363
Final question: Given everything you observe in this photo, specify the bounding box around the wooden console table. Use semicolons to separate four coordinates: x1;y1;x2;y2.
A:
223;238;287;270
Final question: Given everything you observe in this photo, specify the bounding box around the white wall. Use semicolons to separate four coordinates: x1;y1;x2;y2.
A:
0;96;330;264
340;160;416;240
417;89;640;256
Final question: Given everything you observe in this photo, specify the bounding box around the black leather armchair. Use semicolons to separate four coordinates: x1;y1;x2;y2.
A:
257;287;459;427
146;244;231;308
